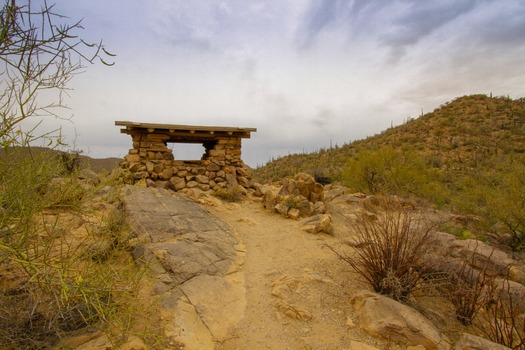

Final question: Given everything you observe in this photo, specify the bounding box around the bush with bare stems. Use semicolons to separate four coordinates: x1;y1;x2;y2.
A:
329;198;435;301
477;277;525;349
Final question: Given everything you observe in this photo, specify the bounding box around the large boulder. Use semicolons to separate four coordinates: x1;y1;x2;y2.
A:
351;291;451;350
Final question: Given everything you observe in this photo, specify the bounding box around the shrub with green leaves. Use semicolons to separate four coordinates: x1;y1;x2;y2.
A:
342;147;445;204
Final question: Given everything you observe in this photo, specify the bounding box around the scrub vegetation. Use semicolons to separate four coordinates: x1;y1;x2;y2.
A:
254;94;525;251
0;1;155;348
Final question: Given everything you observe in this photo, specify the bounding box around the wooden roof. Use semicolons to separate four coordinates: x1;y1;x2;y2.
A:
115;121;256;142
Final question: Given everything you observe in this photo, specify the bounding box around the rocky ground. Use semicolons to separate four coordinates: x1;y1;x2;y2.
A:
59;175;525;350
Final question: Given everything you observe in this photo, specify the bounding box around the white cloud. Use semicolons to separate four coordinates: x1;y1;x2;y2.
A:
36;0;525;167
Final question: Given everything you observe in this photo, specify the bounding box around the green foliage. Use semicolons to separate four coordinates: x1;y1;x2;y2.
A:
342;147;445;204
0;2;139;347
254;94;525;250
0;151;143;348
453;155;525;251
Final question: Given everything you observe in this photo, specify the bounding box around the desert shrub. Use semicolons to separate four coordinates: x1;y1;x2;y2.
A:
0;1;140;347
452;155;525;251
477;277;525;349
342;147;445;205
214;184;243;202
447;246;494;326
329;198;435;301
0;165;144;348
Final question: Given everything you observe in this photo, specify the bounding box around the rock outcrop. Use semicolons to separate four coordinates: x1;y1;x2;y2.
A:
123;187;246;349
262;173;333;234
351;291;451;350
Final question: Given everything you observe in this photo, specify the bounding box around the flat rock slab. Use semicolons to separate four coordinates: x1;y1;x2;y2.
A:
123;186;240;285
122;187;245;349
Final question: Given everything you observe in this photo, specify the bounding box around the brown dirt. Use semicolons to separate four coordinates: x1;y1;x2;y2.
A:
208;198;396;350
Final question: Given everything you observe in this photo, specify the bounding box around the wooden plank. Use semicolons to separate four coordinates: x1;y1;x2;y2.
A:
115;120;256;133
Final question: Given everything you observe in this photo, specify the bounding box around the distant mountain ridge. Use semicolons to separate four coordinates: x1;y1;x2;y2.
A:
252;94;525;182
0;146;121;173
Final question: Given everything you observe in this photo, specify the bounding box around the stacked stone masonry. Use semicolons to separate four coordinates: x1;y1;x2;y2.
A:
115;121;257;193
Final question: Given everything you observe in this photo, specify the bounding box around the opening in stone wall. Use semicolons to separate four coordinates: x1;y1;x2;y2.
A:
168;143;207;161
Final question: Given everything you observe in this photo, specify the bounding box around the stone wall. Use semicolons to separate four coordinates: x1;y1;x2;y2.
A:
119;132;254;192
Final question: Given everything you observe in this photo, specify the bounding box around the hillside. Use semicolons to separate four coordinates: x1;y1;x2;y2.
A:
252;94;525;183
0;146;121;173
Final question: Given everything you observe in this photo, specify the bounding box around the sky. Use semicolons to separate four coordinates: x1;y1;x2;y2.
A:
33;0;525;167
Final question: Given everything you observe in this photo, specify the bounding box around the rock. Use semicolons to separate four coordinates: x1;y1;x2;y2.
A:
122;187;245;348
296;196;314;217
448;239;515;277
153;163;164;174
453;333;511;350
169;298;215;350
67;333;147;350
125;154;141;163
159;167;173;180
278;172;324;203
207;163;221;172
195;175;209;184
324;187;345;201
288;208;300;220
313;201;326;214
271;274;312;321
351;291;451;350
225;173;238;186
349;341;381;350
198;184;211;191
155;180;169;189
427;231;522;283
238;176;251;188
187;180;199;188
299;214;333;234
133;171;148;180
273;202;289;216
274;300;312;321
77;169;100;185
253;182;264;197
146;161;154;174
168;177;186;191
273;195;314;218
493;278;525;313
180;273;246;342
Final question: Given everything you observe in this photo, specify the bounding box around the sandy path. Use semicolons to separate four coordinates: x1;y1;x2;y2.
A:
209;199;380;350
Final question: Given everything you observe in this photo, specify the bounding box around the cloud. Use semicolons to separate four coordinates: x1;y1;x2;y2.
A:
379;1;477;48
295;0;339;49
310;107;335;129
53;0;525;167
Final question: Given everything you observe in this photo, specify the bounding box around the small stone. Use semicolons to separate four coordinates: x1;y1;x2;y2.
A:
196;175;210;184
187;181;199;188
288;208;300;220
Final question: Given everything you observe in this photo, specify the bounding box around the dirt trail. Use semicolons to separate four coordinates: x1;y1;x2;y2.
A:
209;199;385;350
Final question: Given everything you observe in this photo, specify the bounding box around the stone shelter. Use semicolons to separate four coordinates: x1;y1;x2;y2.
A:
115;121;257;192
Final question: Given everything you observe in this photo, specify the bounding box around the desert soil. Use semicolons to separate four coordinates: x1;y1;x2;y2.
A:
208;199;394;350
